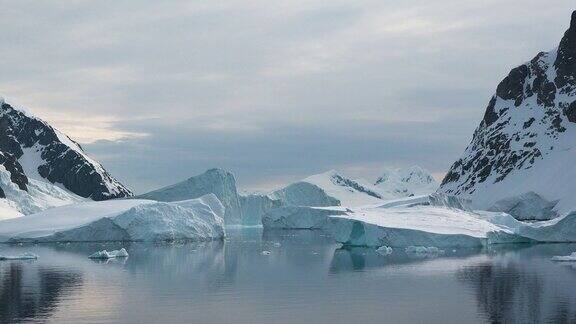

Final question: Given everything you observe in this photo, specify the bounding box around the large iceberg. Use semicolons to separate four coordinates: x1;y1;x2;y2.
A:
137;168;243;224
271;181;340;207
329;205;527;248
0;194;225;243
239;193;282;225
262;206;347;230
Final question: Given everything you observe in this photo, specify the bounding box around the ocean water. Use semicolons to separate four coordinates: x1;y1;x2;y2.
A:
1;227;576;324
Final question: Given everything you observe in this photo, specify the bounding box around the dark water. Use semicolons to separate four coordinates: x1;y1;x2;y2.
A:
1;227;576;324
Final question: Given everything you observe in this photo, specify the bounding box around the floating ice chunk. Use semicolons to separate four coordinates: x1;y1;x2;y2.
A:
89;248;129;259
376;246;393;256
0;252;38;260
551;252;576;262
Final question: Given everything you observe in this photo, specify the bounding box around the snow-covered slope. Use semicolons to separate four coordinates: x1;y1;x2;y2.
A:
0;194;225;242
374;166;439;199
0;96;131;214
272;170;385;207
0;164;82;216
137;168;243;224
438;11;576;217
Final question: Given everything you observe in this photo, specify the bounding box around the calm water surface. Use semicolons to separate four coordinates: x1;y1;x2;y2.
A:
1;227;576;324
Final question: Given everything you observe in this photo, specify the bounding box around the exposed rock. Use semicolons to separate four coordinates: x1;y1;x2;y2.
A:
0;98;131;201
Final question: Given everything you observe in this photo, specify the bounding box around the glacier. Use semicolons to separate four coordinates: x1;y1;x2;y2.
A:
0;194;225;243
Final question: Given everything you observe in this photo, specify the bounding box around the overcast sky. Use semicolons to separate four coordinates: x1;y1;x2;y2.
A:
0;1;574;193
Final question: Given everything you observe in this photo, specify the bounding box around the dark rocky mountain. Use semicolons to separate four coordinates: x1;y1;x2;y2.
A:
438;11;576;218
0;97;132;202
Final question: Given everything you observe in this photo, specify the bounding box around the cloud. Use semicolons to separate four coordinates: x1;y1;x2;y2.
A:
0;0;574;191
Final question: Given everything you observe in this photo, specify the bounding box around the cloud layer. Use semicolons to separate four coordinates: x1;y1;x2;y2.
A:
0;1;573;192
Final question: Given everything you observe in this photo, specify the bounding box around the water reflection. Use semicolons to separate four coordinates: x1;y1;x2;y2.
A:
329;246;483;273
0;261;82;323
1;230;576;323
457;244;576;324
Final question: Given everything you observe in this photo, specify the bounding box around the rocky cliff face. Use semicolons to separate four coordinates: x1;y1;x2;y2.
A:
438;11;576;216
0;98;132;202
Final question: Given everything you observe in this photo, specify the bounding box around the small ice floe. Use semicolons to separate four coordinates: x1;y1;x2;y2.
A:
273;242;281;247
376;246;393;256
405;246;444;256
0;252;38;260
89;248;129;259
551;252;576;262
261;250;271;255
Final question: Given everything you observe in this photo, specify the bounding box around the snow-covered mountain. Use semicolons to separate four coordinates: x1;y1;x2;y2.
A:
0;97;132;216
374;166;438;198
137;168;243;224
272;170;385;207
438;11;576;218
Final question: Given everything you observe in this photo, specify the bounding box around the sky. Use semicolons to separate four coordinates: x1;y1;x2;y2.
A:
0;1;574;193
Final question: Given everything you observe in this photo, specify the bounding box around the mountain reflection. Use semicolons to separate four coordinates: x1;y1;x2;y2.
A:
0;262;82;323
457;250;576;324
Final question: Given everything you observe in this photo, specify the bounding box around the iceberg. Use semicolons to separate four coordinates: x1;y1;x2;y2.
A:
239;193;282;225
515;211;576;242
329;205;528;248
551;252;576;262
0;194;225;243
376;246;393;256
271;181;340;207
0;252;38;260
137;168;243;224
261;206;347;230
